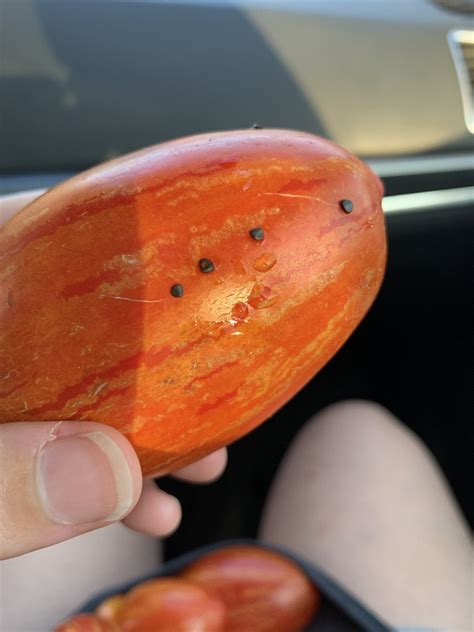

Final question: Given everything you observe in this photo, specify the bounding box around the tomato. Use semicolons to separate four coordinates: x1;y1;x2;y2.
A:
0;129;386;476
95;594;124;622
55;613;117;632
110;578;225;631
181;545;320;631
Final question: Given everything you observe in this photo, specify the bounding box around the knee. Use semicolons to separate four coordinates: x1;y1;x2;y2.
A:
313;399;402;435
291;399;429;464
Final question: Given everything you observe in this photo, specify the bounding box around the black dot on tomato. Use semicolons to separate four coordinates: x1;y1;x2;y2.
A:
170;284;184;298
249;227;265;241
199;258;215;273
340;199;354;213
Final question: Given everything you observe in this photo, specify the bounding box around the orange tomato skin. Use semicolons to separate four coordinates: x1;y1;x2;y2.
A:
0;129;386;476
181;545;320;632
111;578;225;632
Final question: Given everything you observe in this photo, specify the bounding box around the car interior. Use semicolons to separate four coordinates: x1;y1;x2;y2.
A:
1;0;472;614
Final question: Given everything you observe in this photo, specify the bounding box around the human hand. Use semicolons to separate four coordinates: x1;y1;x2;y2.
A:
0;190;227;560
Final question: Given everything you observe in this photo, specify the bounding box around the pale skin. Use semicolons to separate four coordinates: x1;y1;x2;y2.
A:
260;400;473;631
0;189;227;561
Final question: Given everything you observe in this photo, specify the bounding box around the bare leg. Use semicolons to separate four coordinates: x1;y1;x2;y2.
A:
0;524;161;631
259;400;473;631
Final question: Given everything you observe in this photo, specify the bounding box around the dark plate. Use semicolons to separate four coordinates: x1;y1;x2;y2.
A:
76;539;392;632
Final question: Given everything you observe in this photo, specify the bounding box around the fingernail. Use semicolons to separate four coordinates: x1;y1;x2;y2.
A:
36;432;134;525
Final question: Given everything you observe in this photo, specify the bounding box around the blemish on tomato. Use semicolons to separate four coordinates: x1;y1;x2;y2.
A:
248;283;278;309
91;381;108;398
231;302;249;321
253;253;277;272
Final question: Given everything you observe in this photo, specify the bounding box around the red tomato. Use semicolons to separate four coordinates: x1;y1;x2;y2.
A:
181;545;320;631
112;578;225;632
0;129;386;476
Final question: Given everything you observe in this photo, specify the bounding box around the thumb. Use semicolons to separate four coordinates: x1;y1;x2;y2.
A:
0;421;142;560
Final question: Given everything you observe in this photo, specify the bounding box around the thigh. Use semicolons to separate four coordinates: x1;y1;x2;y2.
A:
0;523;161;631
259;400;473;631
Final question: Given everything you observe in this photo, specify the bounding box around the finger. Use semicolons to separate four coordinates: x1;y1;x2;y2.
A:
171;448;228;483
122;480;181;537
0;421;142;560
0;188;47;225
